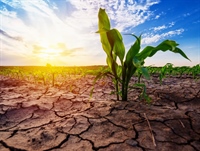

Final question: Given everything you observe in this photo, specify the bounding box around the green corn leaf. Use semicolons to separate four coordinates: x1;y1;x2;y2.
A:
156;40;178;51
132;57;150;80
124;56;138;85
133;83;151;103
140;67;150;80
136;46;154;62
111;60;118;78
106;56;113;71
117;65;122;77
136;40;190;62
106;54;116;68
107;29;125;64
90;67;114;99
95;28;109;34
172;47;191;61
106;56;118;78
97;8;112;58
125;34;141;65
94;67;114;81
100;33;112;56
125;63;137;86
98;8;110;31
132;57;141;67
152;40;190;60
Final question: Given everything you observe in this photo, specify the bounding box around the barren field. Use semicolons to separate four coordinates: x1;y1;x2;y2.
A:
0;74;200;151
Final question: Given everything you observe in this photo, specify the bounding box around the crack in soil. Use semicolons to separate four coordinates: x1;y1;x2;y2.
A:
0;140;26;151
43;134;70;151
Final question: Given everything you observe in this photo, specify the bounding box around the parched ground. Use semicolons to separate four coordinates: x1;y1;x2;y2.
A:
0;75;200;151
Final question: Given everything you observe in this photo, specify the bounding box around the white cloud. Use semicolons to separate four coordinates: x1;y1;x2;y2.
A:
1;0;161;46
68;0;160;32
150;22;176;32
154;11;165;20
142;28;184;44
155;15;160;19
169;22;175;27
0;0;22;8
0;7;17;18
1;0;85;47
153;25;167;31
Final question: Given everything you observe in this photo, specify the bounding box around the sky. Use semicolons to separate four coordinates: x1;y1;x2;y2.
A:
0;0;199;67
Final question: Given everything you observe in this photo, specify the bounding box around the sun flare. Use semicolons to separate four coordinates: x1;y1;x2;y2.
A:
37;47;63;65
44;48;62;56
39;49;60;58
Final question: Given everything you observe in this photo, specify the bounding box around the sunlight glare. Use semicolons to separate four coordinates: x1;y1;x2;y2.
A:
38;47;63;65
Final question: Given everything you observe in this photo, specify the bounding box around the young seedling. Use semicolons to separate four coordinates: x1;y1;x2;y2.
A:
96;8;190;101
159;63;173;85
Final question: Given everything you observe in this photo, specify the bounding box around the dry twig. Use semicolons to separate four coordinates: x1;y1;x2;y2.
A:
179;119;185;128
144;113;156;146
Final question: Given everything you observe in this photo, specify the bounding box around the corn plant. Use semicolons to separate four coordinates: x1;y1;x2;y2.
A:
96;8;190;101
159;63;173;84
33;71;46;85
190;64;200;80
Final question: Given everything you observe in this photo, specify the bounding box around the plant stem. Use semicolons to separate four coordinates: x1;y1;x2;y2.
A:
138;74;142;83
122;66;126;101
123;78;128;101
122;74;128;101
115;79;119;100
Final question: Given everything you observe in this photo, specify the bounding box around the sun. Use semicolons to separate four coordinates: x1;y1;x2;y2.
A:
44;48;62;56
39;49;60;58
38;48;63;65
34;42;71;65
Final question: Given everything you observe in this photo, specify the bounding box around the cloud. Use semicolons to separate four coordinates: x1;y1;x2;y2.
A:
169;22;175;27
61;47;83;56
150;22;175;32
1;0;161;50
155;15;160;19
32;45;45;54
32;43;83;56
0;29;23;41
152;25;167;31
142;29;184;44
68;0;160;32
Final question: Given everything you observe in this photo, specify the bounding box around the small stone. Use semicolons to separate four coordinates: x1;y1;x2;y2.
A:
126;139;138;146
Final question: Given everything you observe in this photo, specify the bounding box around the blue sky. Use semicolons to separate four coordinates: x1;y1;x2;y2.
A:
0;0;199;66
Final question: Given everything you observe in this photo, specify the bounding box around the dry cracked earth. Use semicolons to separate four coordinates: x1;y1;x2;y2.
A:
0;75;200;151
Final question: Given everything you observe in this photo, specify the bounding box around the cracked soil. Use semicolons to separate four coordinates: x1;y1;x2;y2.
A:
0;75;200;151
